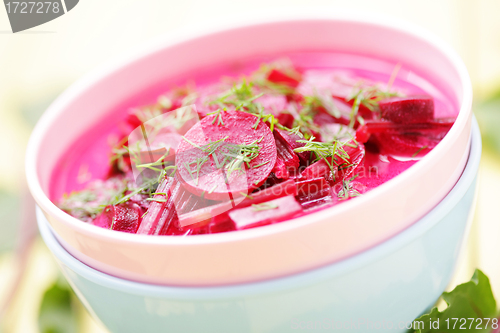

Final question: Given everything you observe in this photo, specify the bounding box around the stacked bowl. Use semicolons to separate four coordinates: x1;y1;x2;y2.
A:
27;13;478;333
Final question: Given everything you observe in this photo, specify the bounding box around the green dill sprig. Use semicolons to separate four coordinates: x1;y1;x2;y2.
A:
252;202;279;211
209;80;263;114
250;60;300;95
207;109;225;126
223;138;262;177
347;83;401;128
412;145;428;158
337;175;361;201
294;136;352;176
135;149;172;172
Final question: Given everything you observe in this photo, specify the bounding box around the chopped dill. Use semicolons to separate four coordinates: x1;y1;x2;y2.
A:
240;192;254;200
252;202;279;211
412;145;428;158
337;175;361;201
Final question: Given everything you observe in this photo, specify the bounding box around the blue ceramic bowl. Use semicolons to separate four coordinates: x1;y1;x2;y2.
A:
38;118;481;333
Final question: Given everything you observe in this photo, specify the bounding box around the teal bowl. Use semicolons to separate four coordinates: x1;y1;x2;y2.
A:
37;118;481;333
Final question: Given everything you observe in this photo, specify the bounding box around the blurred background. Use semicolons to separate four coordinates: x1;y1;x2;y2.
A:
1;0;500;332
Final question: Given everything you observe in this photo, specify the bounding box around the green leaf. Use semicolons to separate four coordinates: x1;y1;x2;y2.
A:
413;269;498;332
38;278;78;333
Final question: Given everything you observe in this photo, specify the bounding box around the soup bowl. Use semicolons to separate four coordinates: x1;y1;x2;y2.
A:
27;13;472;286
38;117;480;333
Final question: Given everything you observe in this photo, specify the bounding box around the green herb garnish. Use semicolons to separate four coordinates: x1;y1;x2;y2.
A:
411;269;498;332
252;202;279;211
337;175;361;200
412;145;428;158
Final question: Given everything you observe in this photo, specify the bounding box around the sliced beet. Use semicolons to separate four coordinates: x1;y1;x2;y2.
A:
111;202;142;233
93;202;142;234
176;111;277;201
370;133;438;157
208;213;236;234
296;187;332;211
300;140;364;182
136;177;177;235
331;95;372;118
354;119;454;146
274;128;310;165
379;95;434;124
276;112;295;128
319;123;356;143
114;132;181;174
295;177;328;196
228;195;302;230
337;142;365;182
93;206;114;229
178;179;297;228
266;69;301;88
272;132;300;179
301;159;338;180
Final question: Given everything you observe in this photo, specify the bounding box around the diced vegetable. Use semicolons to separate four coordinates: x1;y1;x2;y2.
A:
296;187;332;211
176;111;277;200
93;202;142;234
355;119;454;143
301;158;339;180
379;95;434;124
178;179;297;227
228;195;302;230
266;69;302;88
136;177;176;235
274;128;310;165
295;177;329;196
272;132;300;179
58;58;458;236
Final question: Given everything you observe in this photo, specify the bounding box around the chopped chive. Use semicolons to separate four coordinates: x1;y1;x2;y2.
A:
412;145;428;158
146;198;168;203
252;161;270;169
240;192;254;200
182;136;202;149
252;202;279;211
208;184;217;194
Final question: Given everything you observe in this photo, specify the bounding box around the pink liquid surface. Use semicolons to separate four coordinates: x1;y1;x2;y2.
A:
50;51;457;217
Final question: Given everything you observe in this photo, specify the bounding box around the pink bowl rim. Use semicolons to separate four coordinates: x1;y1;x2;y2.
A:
26;12;472;247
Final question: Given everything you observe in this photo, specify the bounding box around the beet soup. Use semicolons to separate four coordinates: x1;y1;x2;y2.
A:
53;52;457;236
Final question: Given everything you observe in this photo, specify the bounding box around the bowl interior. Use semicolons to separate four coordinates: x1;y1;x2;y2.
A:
27;14;473;285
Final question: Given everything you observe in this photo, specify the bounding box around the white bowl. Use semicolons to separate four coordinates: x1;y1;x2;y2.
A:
27;13;472;285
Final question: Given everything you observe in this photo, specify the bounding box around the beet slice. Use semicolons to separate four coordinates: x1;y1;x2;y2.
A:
208;213;236;234
274;128;310;165
370;133;439;157
110;202;142;233
300;141;364;182
337;142;365;182
331;95;373;118
355;119;454;143
136;177;176;235
176;111;277;200
272;132;300;179
301;159;339;180
296;186;333;211
295;177;328;196
266;69;301;88
178;179;297;227
228;195;302;230
93;202;142;234
113;132;181;174
379;95;434;124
